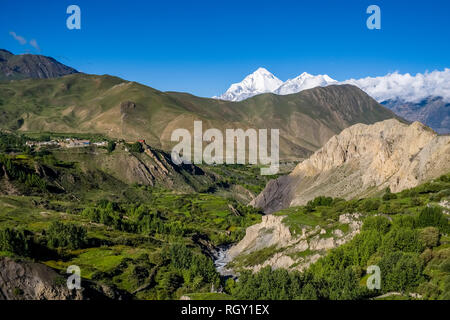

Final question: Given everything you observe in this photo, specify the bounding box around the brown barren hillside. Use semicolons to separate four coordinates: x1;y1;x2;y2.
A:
0;73;399;160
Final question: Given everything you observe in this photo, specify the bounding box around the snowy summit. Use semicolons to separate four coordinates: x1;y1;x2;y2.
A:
214;67;283;102
275;72;337;95
214;68;450;103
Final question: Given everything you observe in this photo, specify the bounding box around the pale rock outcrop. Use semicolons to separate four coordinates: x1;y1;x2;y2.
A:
227;215;294;260
439;199;450;215
252;119;450;213
253;253;296;273
309;236;336;251
226;213;363;273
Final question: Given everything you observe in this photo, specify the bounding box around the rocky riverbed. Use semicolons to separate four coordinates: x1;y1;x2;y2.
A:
213;245;236;278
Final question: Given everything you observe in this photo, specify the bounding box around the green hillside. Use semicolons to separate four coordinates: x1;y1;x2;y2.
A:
0;132;448;299
229;175;450;300
0;132;264;299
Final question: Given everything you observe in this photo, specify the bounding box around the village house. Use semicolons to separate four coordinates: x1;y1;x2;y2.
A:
26;140;59;147
26;138;109;149
93;141;108;147
66;139;91;148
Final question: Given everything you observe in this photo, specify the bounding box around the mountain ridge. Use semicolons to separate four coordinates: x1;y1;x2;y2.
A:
0;49;78;81
215;67;450;103
252;118;450;213
215;67;450;133
0;73;399;160
382;97;449;134
275;72;337;95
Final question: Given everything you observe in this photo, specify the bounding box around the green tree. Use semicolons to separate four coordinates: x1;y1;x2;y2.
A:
106;141;116;153
362;216;391;234
417;206;449;233
419;227;440;248
47;222;87;250
380;228;424;254
300;283;318;300
359;199;381;212
382;187;397;201
0;228;29;256
379;251;425;292
130;142;144;153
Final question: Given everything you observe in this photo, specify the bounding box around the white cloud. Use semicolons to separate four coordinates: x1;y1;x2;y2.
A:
9;31;26;45
8;32;42;52
342;69;450;103
215;68;450;103
29;39;40;52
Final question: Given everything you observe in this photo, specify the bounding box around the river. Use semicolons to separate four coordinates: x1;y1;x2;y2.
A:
213;245;236;278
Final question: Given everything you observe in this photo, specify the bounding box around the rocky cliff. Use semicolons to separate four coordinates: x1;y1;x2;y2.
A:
50;143;214;193
225;213;363;273
252;119;450;213
0;257;129;300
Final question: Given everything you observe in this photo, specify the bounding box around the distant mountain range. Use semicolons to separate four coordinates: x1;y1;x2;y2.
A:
6;49;439;161
275;72;337;95
381;97;449;134
215;68;450;133
214;68;338;101
1;49;447;134
215;67;450;103
0;49;78;80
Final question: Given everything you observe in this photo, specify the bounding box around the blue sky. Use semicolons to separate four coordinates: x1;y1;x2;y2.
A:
1;0;449;97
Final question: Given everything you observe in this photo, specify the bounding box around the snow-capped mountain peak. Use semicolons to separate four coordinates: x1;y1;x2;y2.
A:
253;67;273;76
215;67;283;101
275;72;337;95
214;67;450;104
213;67;450;134
214;68;337;101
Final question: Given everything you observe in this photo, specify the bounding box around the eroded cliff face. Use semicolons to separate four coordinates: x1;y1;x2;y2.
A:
51;143;212;193
0;257;128;300
252;119;450;213
226;213;363;273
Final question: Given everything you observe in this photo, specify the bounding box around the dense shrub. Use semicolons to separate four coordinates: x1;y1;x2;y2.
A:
419;227;440;248
392;215;417;229
0;155;47;191
362;216;391;234
359;199;381;212
379;251;424;292
380;228;424;253
0;132;27;152
232;267;305;300
417;206;449;233
348;230;383;266
157;243;220;295
47;221;87;250
307;196;334;207
129;142;144;153
106;141;116;153
0;228;29;256
382;187;397;201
